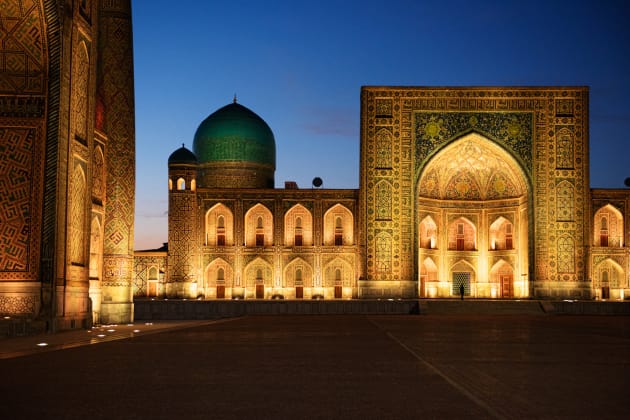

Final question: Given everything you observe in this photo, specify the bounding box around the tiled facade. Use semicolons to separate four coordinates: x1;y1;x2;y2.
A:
134;88;629;301
0;1;135;328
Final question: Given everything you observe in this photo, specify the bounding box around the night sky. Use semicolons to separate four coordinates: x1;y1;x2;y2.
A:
132;0;630;249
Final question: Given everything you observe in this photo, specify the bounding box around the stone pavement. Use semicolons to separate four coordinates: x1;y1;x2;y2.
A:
1;315;629;419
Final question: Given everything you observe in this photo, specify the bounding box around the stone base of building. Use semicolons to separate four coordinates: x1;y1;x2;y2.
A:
0;282;41;316
358;280;417;299
532;281;594;299
100;302;134;324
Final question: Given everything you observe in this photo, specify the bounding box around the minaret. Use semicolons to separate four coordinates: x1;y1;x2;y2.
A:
167;145;200;298
97;0;136;323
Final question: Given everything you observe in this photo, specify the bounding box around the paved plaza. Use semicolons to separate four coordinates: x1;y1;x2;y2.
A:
1;314;629;419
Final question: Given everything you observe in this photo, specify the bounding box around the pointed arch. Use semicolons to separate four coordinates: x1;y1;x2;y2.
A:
594;204;624;247
419;215;438;249
70;164;87;264
284;204;313;246
448;217;476;251
323;257;354;288
323;204;353;245
489;259;514;298
72;40;90;140
245;203;273;246
176;177;186;190
489;216;514;250
450;259;477;296
417;133;528;200
92;145;105;201
593;258;625;289
206;203;234;246
284;257;314;288
205;258;234;289
244;257;273;289
89;215;103;279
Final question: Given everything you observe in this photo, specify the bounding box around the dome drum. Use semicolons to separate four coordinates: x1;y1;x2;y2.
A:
198;161;275;189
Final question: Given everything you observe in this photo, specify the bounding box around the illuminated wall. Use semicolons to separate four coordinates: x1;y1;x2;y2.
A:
0;1;136;328
360;87;593;299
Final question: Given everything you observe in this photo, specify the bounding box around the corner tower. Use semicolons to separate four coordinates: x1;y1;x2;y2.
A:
193;100;276;188
166;145;200;298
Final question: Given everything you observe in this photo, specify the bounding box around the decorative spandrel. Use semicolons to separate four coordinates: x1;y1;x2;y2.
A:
414;112;533;175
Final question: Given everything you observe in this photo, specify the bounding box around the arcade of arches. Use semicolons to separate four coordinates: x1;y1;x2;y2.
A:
133;87;630;302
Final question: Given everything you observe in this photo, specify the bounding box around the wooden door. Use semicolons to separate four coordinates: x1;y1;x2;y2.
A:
216;285;225;299
295;286;303;299
256;284;264;299
148;282;157;297
501;275;513;298
334;285;342;299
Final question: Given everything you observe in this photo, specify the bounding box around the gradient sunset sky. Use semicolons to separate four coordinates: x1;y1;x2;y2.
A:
132;0;630;249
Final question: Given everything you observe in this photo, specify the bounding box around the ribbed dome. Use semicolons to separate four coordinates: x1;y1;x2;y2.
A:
192;102;276;168
168;145;197;165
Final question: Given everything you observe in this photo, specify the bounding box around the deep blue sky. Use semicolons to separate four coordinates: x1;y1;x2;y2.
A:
132;0;630;249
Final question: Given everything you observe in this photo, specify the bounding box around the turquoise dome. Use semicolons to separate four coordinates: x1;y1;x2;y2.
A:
192;102;276;168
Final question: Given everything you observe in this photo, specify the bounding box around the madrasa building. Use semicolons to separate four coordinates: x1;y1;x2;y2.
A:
1;1;629;332
134;87;630;303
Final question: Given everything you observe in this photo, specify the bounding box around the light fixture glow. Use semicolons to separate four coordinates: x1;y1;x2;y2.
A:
36;342;48;347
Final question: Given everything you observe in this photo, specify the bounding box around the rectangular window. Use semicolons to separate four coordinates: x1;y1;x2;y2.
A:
335;233;343;246
217;234;225;246
256;234;264;246
295;234;303;246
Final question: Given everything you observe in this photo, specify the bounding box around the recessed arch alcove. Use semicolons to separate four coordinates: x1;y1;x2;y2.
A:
416;133;530;298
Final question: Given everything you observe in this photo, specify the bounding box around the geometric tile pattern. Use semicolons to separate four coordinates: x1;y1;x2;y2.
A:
361;87;590;296
0;0;46;94
99;2;135;291
0;127;35;272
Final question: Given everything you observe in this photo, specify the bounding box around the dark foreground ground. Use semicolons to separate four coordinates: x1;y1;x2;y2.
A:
1;315;629;419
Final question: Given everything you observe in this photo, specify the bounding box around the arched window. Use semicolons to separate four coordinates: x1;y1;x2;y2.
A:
190;179;196;191
256;269;263;281
217;267;225;282
448;217;476;251
324;204;353;246
335;217;343;246
217;215;226;246
177;177;186;190
335;268;341;283
168;179;173;190
419;216;437;249
295;268;303;283
489;217;513;250
256;216;264;246
295;216;303;246
245;204;273;247
600;217;608;247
